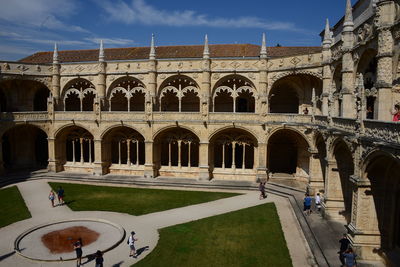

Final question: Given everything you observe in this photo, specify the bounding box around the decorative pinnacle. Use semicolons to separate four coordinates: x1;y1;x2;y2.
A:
203;34;210;59
343;0;354;31
260;33;267;59
149;34;156;60
53;43;59;64
99;40;104;62
323;18;332;45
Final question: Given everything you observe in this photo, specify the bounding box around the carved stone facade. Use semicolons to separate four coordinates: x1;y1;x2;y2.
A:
1;0;400;265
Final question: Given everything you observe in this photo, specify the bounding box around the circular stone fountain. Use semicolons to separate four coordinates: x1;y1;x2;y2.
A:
14;219;125;262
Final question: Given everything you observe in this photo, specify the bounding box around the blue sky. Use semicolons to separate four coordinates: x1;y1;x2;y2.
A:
0;0;353;61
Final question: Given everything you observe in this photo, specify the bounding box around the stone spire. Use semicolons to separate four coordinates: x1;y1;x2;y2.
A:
260;33;267;59
149;34;156;60
53;43;59;64
323;19;332;47
343;0;354;32
203;34;210;59
99;40;104;62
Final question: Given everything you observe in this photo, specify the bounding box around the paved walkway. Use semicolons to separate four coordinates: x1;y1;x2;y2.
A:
0;179;312;267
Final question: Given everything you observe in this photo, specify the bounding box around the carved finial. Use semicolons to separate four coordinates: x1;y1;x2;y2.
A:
203;34;210;59
260;33;267;59
149;34;156;60
357;72;364;89
323;19;332;46
344;0;354;32
99;40;104;62
53;43;59;64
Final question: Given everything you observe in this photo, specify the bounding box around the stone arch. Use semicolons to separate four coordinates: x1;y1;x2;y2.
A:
269;74;322;114
55;125;95;171
158;75;200;112
62;78;96;112
0;79;50;112
107;76;145;112
100;125;145;140
361;150;400;263
267;128;310;178
269;70;323;87
356;48;378;119
153;125;200;141
209;127;258;180
1;125;48;171
212;74;256;113
101;126;146;175
208;125;259;144
314;131;327;185
325;137;354;223
153;127;200;177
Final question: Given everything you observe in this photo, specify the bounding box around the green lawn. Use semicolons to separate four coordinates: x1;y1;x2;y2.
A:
134;203;292;267
48;182;239;215
0;186;31;228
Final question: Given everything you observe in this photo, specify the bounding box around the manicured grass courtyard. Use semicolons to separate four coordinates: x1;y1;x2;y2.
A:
0;186;31;228
134;203;292;267
48;182;239;215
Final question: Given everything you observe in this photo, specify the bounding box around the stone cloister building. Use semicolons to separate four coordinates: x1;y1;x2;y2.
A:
0;0;400;265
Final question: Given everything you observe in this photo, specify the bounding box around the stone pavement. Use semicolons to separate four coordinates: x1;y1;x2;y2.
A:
0;179;312;267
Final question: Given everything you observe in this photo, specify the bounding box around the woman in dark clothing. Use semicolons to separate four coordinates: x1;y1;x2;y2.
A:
95;250;104;267
73;238;83;267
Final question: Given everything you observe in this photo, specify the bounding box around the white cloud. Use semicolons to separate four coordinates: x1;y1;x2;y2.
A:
0;0;88;33
97;0;304;32
84;37;136;46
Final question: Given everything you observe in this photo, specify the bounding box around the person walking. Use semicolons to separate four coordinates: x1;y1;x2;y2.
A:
128;231;138;257
73;238;83;267
258;181;267;200
95;250;103;267
343;247;357;267
315;193;321;212
57;186;65;205
48;190;55;207
303;194;312;216
339;234;350;266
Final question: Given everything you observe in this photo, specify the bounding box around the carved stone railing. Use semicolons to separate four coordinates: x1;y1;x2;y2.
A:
265;113;312;124
331;117;358;132
209;112;259;123
363;120;400;144
0;112;49;122
54;112;96;121
314;115;329;127
313;115;400;145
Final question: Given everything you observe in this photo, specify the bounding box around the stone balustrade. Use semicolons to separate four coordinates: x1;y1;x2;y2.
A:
1;111;399;145
0;112;49;122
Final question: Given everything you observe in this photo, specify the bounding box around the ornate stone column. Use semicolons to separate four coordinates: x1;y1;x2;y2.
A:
341;0;356;118
47;137;62;172
201;35;211;122
97;40;107;107
144;140;156;178
256;142;268;182
308;149;325;194
148;34;157;118
259;33;268;116
322;159;346;221
322;19;332;116
52;43;61;106
376;0;395;121
92;139;104;175
347;177;382;262
198;141;210;180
